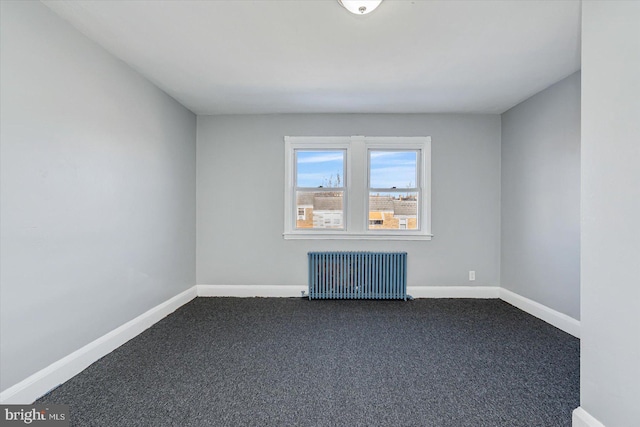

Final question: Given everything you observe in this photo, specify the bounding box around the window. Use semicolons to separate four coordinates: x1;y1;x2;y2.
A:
368;149;419;231
284;136;431;240
294;149;345;230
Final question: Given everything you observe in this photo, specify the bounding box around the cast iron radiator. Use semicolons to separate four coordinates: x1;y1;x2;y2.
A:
307;251;409;300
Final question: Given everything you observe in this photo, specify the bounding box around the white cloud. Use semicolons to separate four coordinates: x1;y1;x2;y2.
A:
297;153;344;164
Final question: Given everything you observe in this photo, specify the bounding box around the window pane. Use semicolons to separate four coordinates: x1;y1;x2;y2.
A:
368;192;418;230
296;191;344;229
296;150;344;188
369;151;417;189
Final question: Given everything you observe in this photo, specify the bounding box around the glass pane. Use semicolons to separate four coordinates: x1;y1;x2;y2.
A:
369;151;417;189
368;192;418;230
296;150;344;188
296;190;344;230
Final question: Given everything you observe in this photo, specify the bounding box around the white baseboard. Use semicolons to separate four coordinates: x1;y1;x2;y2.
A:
197;284;500;299
0;286;197;404
197;284;306;298
573;407;606;427
499;288;580;338
409;286;500;299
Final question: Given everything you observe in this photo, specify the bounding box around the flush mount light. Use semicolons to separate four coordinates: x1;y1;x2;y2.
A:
338;0;383;15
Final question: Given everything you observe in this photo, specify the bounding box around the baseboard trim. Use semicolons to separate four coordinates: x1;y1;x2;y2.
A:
573;407;606;427
197;284;500;299
499;288;580;338
409;286;500;299
197;284;306;298
197;285;578;337
0;286;197;404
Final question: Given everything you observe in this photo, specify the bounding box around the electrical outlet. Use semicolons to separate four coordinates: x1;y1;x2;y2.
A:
469;270;476;281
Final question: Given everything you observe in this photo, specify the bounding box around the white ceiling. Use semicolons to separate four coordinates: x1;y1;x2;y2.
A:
42;0;581;115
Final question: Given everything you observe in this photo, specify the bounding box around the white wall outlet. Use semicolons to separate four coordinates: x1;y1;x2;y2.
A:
469;270;476;281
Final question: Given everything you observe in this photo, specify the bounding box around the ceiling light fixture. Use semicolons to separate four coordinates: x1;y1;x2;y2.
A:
338;0;383;15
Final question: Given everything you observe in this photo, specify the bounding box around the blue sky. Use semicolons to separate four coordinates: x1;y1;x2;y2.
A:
370;151;417;188
296;151;344;188
296;150;417;189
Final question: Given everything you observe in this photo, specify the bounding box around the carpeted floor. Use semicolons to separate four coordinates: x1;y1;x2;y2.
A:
37;298;579;426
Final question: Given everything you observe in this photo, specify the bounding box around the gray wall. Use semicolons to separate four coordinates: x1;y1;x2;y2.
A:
501;72;581;320
197;114;501;288
580;2;640;425
0;1;196;392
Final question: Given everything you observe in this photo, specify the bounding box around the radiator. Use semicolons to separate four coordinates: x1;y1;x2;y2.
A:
308;252;409;300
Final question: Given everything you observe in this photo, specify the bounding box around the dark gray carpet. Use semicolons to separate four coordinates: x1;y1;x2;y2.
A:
37;298;579;426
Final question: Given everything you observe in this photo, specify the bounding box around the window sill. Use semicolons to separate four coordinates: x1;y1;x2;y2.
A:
283;232;433;241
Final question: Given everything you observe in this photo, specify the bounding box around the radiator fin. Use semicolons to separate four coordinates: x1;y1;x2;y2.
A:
308;252;408;300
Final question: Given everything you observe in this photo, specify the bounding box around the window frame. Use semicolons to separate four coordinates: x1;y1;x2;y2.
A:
284;136;432;240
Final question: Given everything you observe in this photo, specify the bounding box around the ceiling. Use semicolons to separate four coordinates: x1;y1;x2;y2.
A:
42;0;581;115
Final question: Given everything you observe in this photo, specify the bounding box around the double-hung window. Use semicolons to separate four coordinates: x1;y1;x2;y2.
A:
284;136;431;240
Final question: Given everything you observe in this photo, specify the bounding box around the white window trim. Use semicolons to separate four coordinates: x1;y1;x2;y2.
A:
284;136;432;240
